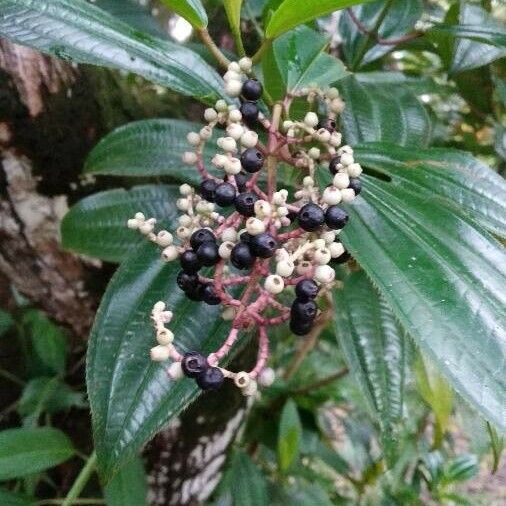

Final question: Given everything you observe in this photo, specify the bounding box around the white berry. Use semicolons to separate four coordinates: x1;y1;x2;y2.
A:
265;274;285;294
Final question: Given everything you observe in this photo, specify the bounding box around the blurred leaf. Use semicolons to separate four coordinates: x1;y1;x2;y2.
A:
87;242;249;480
160;0;208;28
339;76;432;147
0;427;74;480
84;119;218;181
431;23;506;49
224;0;244;53
23;310;66;375
334;272;405;465
61;185;180;263
495;124;506;161
104;456;148;506
0;0;226;105
265;0;375;38
277;399;302;472
354;143;506;237
486;422;504;474
341;175;506;431
339;0;423;67
0;489;36;506
275;480;334;505
443;454;478;484
355;71;447;95
0;310;13;338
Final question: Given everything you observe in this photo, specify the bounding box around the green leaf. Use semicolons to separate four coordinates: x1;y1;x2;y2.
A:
339;0;423;67
0;427;75;480
431;24;506;49
0;489;36;506
264;26;347;98
444;454;478;484
486;421;504;474
333;271;405;465
23;310;67;375
159;0;208;28
0;0;226;105
87;242;247;480
61;185;180;263
226;450;268;506
340;176;506;430
265;0;375;39
277;399;302;472
354;143;506;237
104;457;148;506
224;0;244;54
339;76;432;147
0;310;13;338
84;119;218;182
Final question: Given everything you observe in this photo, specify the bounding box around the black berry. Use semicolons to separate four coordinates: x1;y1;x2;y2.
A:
297;203;325;232
196;366;225;391
190;228;216;250
234;192;259;217
214;182;237;207
250;233;278;258
240;148;264;173
318;118;337;132
348;178;362;195
181;352;208;378
325;206;349;230
290;318;313;336
234;172;250;193
230;242;255;270
202;284;221;305
332;250;351;265
241;79;263;101
329;156;341;175
240;101;259;126
295;279;319;301
180;249;201;274
239;231;253;243
196;241;219;266
200;179;218;201
291;299;318;322
185;283;205;301
177;270;198;292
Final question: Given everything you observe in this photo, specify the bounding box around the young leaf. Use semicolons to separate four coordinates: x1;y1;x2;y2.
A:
83;119;219;182
277;399;302;472
0;427;75;480
0;0;226;105
159;0;208;28
61;185;180;263
341;176;506;430
333;271;405;465
265;0;375;39
354;143;506;237
339;76;432;147
0;489;36;506
0;310;13;338
104;457;148;506
224;0;245;55
87;242;249;480
486;422;504;474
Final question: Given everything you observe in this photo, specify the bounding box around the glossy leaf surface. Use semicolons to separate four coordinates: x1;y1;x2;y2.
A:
160;0;208;28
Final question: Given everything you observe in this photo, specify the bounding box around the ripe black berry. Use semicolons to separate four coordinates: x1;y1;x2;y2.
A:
290;318;313;336
291;299;318;322
202;284;221;305
200;178;218;201
240;148;264;173
318;118;336;132
297;203;325;232
196;241;219;266
348;178;362;195
214;182;237;207
239;231;253;243
185;282;205;301
190;228;216;250
325;206;349;230
180;249;201;274
241;79;263;101
329;156;341;175
181;352;208;378
295;279;319;301
240;101;259;126
177;270;198;292
234;172;250;193
250;233;277;258
230;242;255;270
234;192;259;217
196;366;225;391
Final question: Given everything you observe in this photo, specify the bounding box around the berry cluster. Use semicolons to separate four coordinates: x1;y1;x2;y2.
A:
129;57;362;397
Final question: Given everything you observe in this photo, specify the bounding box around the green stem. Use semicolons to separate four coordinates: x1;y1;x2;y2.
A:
0;366;25;386
197;28;231;69
37;500;104;506
351;0;394;71
251;38;272;65
61;452;97;506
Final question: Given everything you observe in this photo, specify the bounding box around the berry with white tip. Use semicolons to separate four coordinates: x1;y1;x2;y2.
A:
246;217;266;236
265;274;284;294
162;245;179;262
150;345;170;362
240;130;258;148
333;172;350;190
304;112;319;128
314;264;336;284
182;352;208;378
322;186;342;205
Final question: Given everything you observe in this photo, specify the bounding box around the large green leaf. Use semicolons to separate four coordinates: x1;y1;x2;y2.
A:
87;242;247;480
339;0;423;67
263;26;347;99
0;489;36;506
354;143;506;237
84;119;218;182
277;399;302;472
333;272;405;464
160;0;208;28
61;185;180;263
104;457;148;506
0;428;75;480
432;24;506;49
0;0;225;104
265;0;375;38
339;76;432;147
340;176;506;430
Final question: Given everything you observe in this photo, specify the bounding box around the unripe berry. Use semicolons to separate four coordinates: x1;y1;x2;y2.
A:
187;131;200;146
183;151;197;164
254;200;271;218
329;241;345;258
127;219;138;229
240;130;259;148
276;259;295;277
227;62;240;72
199;126;213;140
333;172;350;190
341;188;356;203
229;108;242;122
204;108;218;122
156;328;174;345
167;361;184;379
347;163;363;178
218;241;234;259
265;274;284;294
238;57;252;71
258;367;275;387
150;345;170;362
224;157;242;175
322;186;342;205
225;79;242;97
221;227;237;242
162;245;179;262
226;123;244;140
304;111;319;128
219;136;237;153
314;247;331;265
246;217;266;236
314;264;336;284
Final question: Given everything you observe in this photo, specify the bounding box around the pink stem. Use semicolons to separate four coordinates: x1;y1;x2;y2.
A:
250;326;269;378
208;327;240;364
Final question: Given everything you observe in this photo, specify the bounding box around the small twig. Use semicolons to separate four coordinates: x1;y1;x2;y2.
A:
197;28;231;70
60;452;97;506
